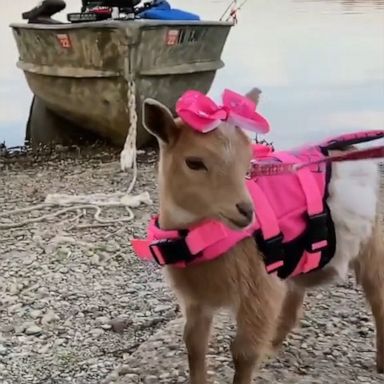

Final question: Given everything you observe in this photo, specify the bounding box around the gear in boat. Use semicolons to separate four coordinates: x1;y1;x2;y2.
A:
22;0;67;24
21;0;199;24
75;0;142;22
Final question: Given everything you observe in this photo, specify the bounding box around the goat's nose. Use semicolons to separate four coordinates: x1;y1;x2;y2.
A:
236;202;254;222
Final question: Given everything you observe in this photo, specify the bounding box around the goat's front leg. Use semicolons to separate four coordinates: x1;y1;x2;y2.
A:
271;284;305;351
232;296;283;384
183;304;214;384
231;328;262;384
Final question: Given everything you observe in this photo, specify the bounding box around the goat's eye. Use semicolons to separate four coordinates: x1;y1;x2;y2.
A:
185;157;207;171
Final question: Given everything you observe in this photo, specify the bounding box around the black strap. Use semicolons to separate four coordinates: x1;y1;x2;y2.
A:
253;231;285;272
254;210;331;278
305;211;328;251
150;237;195;265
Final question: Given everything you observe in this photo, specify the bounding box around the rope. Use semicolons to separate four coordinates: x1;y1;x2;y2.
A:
1;54;152;231
120;78;138;172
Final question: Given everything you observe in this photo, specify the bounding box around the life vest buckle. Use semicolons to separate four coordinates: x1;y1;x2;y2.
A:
255;232;285;273
149;237;194;265
306;211;329;252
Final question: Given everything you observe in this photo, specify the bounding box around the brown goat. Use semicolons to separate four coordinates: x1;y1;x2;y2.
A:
141;90;384;384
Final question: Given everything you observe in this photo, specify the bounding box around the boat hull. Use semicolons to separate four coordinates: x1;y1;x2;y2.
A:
10;20;232;147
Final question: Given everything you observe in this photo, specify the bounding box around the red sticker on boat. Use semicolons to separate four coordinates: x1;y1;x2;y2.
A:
165;29;180;46
57;34;71;48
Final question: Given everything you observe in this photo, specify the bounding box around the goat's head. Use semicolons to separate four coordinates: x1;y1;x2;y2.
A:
142;89;264;231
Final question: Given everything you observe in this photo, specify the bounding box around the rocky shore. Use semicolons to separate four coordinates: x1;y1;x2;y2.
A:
0;147;383;384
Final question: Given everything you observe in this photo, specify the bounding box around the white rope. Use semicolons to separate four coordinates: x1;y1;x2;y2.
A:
1;74;152;230
120;79;138;172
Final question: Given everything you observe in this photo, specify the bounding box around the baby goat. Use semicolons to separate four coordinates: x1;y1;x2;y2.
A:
132;88;384;384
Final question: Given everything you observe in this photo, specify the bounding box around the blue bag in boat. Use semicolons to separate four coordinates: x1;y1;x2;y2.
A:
137;0;200;20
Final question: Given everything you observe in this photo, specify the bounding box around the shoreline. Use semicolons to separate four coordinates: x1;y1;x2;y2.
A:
0;149;383;384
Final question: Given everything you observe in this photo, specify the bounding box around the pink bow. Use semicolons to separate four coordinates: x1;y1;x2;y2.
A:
175;89;270;134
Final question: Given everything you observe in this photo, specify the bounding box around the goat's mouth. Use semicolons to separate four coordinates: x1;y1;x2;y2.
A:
220;214;252;231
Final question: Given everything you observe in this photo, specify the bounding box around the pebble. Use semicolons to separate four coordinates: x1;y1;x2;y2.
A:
109;317;132;333
30;309;42;319
90;255;101;265
16;322;32;334
0;345;8;356
122;373;140;381
37;287;50;298
90;328;104;337
41;310;59;325
96;316;110;325
7;303;22;314
33;301;47;310
143;375;158;384
25;325;42;336
1;325;14;334
153;305;171;313
101;372;119;384
37;344;51;354
8;284;20;296
54;338;66;347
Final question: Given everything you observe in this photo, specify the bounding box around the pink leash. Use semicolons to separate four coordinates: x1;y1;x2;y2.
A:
249;146;384;177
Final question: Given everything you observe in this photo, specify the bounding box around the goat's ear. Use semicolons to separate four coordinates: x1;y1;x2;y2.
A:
245;87;262;107
142;98;178;145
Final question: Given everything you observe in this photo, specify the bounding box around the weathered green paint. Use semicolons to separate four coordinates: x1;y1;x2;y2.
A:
10;20;233;147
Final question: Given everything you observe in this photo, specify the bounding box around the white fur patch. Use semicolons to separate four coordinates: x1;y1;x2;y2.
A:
325;159;380;279
164;202;200;228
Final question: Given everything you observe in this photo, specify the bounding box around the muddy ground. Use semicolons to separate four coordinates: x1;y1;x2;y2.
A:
0;146;383;384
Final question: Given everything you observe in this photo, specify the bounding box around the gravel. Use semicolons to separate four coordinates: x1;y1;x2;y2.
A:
0;147;383;384
1;147;179;384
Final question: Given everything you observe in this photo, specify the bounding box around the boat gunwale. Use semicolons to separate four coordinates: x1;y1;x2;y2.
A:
9;19;233;30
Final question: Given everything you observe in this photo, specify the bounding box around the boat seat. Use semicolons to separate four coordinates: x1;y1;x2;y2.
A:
22;0;66;24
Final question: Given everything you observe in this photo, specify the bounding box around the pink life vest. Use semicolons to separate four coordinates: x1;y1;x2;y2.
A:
131;130;384;279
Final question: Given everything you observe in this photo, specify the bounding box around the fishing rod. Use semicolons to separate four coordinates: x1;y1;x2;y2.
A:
219;0;250;23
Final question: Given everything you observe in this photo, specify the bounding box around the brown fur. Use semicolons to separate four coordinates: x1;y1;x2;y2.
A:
354;220;384;373
142;93;384;383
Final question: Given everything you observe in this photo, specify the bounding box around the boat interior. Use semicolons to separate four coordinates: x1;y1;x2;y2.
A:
21;0;174;25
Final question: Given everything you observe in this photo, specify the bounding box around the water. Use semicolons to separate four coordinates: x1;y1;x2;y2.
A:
1;0;383;148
